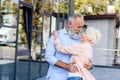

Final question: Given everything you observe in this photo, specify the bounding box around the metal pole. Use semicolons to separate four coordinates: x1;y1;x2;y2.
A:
39;0;45;76
14;0;20;79
68;0;75;16
0;0;2;27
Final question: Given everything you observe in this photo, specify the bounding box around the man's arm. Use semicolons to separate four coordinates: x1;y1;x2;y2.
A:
45;35;58;65
55;60;78;73
54;38;84;56
45;35;78;72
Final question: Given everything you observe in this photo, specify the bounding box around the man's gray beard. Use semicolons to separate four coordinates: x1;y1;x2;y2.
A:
68;28;81;39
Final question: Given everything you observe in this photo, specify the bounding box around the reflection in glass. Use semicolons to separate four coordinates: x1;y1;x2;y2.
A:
42;16;56;58
20;0;33;5
31;31;41;61
30;31;41;79
33;0;42;30
41;62;48;76
30;61;40;79
0;9;3;24
17;7;29;60
0;27;16;80
1;0;18;26
43;16;50;49
32;15;56;61
16;25;29;79
16;7;29;80
0;27;16;59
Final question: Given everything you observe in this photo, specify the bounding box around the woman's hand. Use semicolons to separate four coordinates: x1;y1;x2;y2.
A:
51;30;59;39
84;59;94;70
66;62;78;73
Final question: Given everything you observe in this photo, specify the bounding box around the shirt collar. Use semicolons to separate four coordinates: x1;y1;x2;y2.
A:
63;28;68;35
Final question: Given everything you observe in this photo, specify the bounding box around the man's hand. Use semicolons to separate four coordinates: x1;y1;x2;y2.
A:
66;62;78;73
55;60;78;73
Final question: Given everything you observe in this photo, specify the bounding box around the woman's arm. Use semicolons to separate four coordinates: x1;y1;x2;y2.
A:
52;30;70;54
54;38;73;54
54;39;83;55
53;30;84;55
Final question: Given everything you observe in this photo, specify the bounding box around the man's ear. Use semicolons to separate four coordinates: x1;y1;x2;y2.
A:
68;21;72;28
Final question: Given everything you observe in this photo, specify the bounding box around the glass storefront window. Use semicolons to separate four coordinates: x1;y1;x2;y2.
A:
0;0;18;26
0;27;16;80
20;0;33;5
0;0;57;79
0;0;18;80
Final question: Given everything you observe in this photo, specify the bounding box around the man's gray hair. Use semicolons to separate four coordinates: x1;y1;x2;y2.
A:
68;14;84;23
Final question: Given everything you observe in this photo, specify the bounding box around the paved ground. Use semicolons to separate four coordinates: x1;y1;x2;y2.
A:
90;66;120;80
0;60;120;80
0;60;48;80
37;66;120;80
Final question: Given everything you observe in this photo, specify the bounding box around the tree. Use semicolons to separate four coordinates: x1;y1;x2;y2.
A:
115;0;120;15
108;0;115;5
74;0;108;15
32;0;54;60
59;1;69;13
74;0;92;15
91;0;108;15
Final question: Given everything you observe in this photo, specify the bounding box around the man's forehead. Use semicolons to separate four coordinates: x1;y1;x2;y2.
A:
76;17;84;23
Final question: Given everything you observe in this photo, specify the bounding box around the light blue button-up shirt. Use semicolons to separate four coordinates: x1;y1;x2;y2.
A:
45;28;81;80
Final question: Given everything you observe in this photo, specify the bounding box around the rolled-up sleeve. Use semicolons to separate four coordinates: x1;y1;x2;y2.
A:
45;35;58;65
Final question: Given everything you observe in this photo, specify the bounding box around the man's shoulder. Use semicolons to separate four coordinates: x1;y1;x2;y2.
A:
59;28;67;35
59;28;65;32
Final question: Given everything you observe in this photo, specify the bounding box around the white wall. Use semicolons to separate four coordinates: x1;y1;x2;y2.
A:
85;19;116;66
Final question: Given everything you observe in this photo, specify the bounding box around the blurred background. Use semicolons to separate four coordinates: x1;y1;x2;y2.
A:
0;0;120;80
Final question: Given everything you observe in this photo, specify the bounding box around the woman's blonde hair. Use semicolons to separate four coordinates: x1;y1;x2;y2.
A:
86;27;101;45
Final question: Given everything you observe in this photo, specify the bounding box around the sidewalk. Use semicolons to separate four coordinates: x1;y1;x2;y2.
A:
90;66;120;80
37;66;120;80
